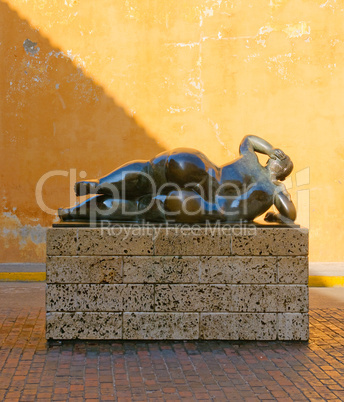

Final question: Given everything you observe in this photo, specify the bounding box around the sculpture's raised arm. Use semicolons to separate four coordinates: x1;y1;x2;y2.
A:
240;135;288;161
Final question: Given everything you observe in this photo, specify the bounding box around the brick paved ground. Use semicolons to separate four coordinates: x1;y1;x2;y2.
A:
0;308;344;401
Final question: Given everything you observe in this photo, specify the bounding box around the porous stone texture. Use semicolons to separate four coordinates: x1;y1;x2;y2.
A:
46;226;309;340
46;228;78;256
231;228;308;256
46;256;122;283
200;313;277;340
46;312;122;339
77;227;154;255
153;227;233;256
155;284;233;312
277;313;309;341
200;256;277;284
123;256;199;283
278;256;309;284
46;284;154;312
123;312;199;340
232;285;308;313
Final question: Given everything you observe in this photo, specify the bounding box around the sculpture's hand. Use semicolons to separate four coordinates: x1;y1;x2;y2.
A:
270;148;287;161
264;211;294;224
264;211;279;222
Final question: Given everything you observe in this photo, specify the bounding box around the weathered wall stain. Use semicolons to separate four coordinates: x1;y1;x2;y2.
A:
23;38;40;56
0;211;46;262
2;212;46;246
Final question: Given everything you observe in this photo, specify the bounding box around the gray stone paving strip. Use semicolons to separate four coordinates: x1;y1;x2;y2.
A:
310;262;344;276
0;263;46;272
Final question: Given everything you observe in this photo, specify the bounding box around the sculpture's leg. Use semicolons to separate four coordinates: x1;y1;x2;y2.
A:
58;195;138;221
74;180;99;197
75;161;153;197
164;190;224;223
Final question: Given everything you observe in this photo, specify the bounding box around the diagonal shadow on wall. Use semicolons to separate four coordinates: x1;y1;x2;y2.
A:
0;0;166;213
0;1;167;261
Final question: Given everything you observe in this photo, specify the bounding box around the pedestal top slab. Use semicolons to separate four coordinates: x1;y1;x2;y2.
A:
47;225;308;256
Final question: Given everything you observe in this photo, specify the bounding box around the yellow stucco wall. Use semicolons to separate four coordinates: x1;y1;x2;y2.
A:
0;0;343;262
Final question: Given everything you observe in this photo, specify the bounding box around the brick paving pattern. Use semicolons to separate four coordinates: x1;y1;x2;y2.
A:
0;308;344;401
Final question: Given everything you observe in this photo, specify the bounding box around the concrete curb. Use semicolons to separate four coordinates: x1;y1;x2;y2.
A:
0;264;46;281
309;276;344;287
0;272;46;281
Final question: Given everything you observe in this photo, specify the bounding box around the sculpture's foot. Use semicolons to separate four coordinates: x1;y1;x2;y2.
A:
75;180;99;196
58;207;71;221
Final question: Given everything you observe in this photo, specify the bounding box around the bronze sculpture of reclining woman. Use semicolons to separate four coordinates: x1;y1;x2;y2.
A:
58;135;296;223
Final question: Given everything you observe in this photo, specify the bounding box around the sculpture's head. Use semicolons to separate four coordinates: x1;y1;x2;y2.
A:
266;154;293;181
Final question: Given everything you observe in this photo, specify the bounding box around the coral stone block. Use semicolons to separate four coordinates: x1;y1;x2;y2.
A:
46;226;309;340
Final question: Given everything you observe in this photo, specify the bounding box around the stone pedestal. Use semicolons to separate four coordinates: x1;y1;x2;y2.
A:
46;225;309;340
